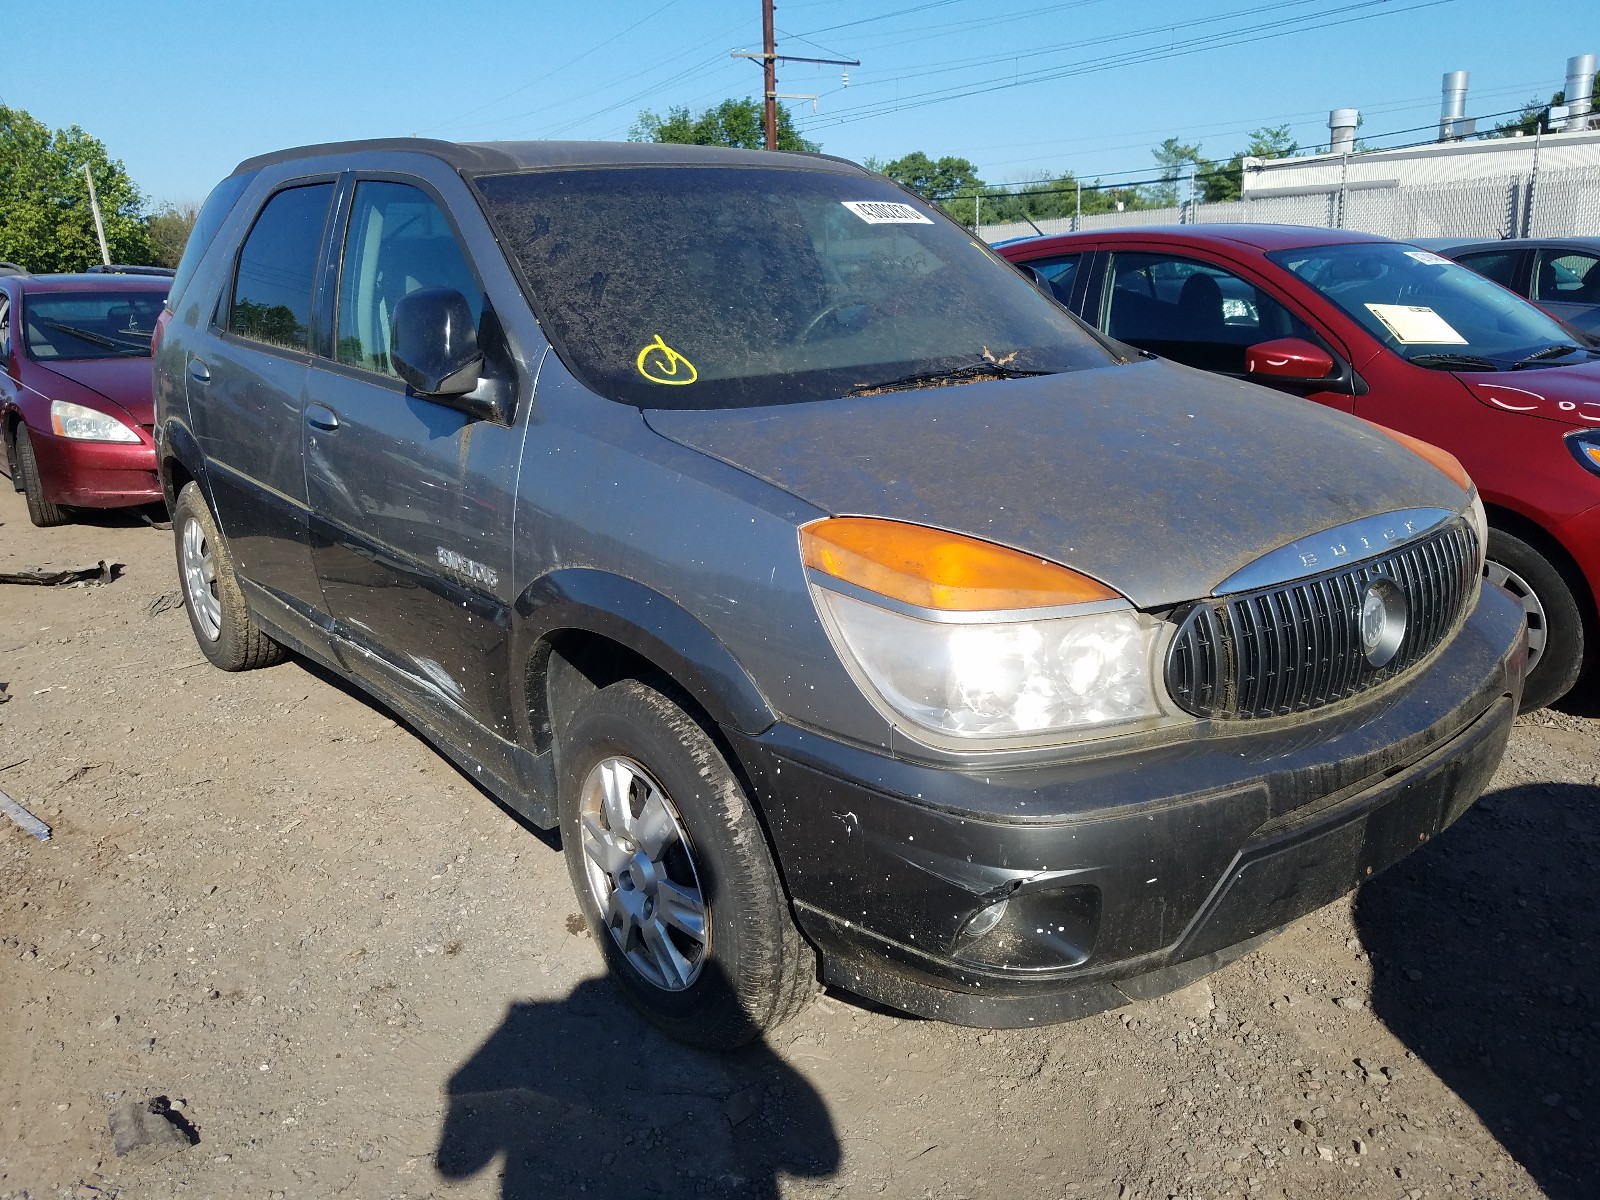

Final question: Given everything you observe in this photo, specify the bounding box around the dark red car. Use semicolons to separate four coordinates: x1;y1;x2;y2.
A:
0;273;168;526
1000;226;1600;710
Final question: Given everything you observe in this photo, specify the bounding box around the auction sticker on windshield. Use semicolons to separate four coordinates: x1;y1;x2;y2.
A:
841;200;934;225
1365;303;1468;345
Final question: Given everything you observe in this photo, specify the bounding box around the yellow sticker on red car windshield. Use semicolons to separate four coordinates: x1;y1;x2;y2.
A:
636;335;698;385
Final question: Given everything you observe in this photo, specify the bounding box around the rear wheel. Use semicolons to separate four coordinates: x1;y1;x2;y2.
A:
171;481;285;671
14;425;69;527
558;679;816;1049
1485;527;1585;712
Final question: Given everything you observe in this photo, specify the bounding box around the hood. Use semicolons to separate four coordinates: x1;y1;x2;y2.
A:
645;359;1472;608
1456;359;1600;429
35;357;154;425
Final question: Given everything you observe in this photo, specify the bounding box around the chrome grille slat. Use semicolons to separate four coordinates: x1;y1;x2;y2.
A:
1166;520;1477;720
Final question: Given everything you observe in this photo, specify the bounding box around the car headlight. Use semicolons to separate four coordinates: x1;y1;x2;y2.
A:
801;518;1170;748
50;400;140;443
1570;430;1600;478
1467;488;1488;575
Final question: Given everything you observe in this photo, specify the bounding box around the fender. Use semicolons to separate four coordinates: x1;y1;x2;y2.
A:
513;568;776;740
156;419;216;513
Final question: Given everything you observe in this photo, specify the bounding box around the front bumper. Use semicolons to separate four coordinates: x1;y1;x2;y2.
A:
27;422;160;508
729;580;1526;1026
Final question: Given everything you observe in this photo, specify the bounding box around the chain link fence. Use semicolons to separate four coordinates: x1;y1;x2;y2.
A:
979;163;1600;244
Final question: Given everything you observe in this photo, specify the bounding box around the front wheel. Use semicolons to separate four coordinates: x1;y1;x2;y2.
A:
1485;528;1586;712
170;482;286;671
558;679;816;1049
14;425;69;527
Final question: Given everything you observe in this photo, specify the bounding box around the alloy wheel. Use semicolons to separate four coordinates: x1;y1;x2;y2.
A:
181;516;222;641
577;755;708;991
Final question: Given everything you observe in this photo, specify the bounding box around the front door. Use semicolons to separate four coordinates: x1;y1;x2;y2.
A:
303;177;525;747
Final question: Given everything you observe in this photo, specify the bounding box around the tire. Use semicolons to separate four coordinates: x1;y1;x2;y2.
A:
1485;527;1586;712
558;679;817;1049
14;425;69;527
171;481;286;671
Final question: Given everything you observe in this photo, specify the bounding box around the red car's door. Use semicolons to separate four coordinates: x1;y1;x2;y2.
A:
1074;240;1362;414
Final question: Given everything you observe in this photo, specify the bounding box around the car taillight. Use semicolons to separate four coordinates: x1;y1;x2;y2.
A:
152;308;171;356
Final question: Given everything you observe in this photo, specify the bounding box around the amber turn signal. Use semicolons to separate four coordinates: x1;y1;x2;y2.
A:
800;517;1118;611
1365;421;1473;492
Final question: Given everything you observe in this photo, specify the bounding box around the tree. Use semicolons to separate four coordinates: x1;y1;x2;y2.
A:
1491;71;1600;137
146;202;198;269
629;97;819;152
1146;137;1205;206
0;106;152;272
1197;125;1300;203
878;152;984;222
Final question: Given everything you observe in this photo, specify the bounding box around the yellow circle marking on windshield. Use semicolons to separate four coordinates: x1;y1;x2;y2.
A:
636;334;698;386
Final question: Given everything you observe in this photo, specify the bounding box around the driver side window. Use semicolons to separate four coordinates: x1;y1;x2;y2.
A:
334;181;484;379
1101;251;1320;373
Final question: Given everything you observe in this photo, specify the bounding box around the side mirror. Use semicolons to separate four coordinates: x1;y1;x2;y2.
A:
1245;336;1334;381
390;287;483;397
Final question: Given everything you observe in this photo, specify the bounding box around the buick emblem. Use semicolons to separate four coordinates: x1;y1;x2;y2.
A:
1359;579;1408;668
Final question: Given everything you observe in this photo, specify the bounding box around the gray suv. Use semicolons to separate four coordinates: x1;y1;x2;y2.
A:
153;139;1526;1047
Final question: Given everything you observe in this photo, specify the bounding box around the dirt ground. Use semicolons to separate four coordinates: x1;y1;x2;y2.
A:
1;479;1596;1200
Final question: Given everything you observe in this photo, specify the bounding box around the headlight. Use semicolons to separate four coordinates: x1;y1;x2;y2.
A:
50;400;140;443
801;518;1169;748
1467;488;1488;575
1570;430;1600;478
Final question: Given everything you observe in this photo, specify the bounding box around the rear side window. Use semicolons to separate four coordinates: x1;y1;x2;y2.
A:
227;183;334;352
1456;250;1520;290
1534;250;1600;303
334;181;484;378
166;170;256;314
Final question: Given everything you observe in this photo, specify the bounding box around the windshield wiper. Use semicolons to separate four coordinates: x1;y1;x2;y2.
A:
1511;343;1585;369
847;359;1052;397
42;321;119;349
1406;352;1500;372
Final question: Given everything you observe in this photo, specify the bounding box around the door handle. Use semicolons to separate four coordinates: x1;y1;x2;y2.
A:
189;359;210;383
306;403;340;431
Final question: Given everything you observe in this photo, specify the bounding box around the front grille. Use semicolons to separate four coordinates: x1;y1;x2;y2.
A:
1166;520;1478;720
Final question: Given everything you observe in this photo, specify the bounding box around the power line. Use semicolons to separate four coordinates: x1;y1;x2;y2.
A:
796;0;1455;130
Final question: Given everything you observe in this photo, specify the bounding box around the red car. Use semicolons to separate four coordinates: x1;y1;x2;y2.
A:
1000;226;1600;710
0;273;168;526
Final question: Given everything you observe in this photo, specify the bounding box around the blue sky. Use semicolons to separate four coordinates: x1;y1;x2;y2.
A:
3;0;1587;207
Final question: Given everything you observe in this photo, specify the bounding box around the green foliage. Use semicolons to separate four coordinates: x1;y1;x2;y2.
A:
1491;73;1600;137
146;202;199;269
1197;125;1300;203
878;151;985;223
1146;138;1205;206
0;105;152;272
629;97;819;152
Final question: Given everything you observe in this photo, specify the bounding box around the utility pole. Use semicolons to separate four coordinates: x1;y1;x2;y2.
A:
83;163;111;266
762;0;778;151
732;4;858;150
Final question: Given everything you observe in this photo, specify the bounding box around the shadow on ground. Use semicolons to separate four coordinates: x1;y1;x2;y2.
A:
435;976;839;1199
1355;781;1600;1198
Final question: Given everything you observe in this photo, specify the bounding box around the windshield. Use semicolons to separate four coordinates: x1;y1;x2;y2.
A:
1267;242;1592;370
24;289;168;361
473;165;1110;408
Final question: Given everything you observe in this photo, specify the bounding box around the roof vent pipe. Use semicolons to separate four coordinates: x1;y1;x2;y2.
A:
1566;54;1596;130
1329;108;1359;154
1439;70;1469;140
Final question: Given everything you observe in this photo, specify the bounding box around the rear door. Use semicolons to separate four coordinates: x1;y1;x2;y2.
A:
188;179;338;622
302;170;529;752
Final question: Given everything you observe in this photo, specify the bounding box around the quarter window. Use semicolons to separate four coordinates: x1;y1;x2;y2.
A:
334;181;483;378
0;295;10;360
1455;250;1520;290
228;183;334;352
1026;254;1081;305
1102;252;1321;373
